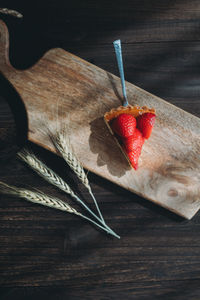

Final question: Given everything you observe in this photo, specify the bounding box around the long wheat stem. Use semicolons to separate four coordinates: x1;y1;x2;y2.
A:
17;149;119;238
52;131;105;224
0;181;120;238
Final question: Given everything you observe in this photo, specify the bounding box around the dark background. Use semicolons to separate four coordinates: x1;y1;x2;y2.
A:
0;1;200;299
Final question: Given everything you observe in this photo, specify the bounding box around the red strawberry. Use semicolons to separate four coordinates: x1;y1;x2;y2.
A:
122;129;144;153
111;113;136;138
126;149;142;170
122;129;144;170
137;113;156;139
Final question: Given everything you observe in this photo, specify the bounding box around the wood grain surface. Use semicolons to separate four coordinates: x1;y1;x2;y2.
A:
0;1;200;299
0;19;200;219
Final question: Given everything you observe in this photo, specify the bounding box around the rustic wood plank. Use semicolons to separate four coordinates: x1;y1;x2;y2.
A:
1;1;200;298
6;0;200;46
0;150;200;290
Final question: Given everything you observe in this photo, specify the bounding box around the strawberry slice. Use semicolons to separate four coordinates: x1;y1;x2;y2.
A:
122;129;144;153
122;129;144;170
137;113;156;139
126;148;142;170
111;113;136;138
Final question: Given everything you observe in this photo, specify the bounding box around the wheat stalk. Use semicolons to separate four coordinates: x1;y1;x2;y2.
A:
0;8;23;18
17;149;120;239
34;108;105;224
0;181;77;213
52;131;105;224
18;149;77;199
0;181;120;238
54;131;90;187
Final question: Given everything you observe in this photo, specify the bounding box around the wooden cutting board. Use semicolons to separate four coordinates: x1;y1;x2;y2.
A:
0;20;200;219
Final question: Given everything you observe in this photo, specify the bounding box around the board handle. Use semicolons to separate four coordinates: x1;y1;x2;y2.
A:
0;20;12;73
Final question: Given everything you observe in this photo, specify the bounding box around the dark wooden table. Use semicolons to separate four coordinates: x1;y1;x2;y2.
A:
0;1;200;299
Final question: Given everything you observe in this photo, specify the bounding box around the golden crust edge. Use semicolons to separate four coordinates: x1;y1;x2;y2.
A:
104;105;156;122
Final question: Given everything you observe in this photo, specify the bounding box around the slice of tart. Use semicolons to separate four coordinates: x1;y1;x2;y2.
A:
104;105;156;170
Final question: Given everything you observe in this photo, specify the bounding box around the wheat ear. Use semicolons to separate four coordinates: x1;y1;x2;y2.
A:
52;131;105;224
17;149;120;239
0;181;120;238
0;8;23;18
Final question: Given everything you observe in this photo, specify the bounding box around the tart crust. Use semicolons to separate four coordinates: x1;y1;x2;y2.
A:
104;105;155;122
